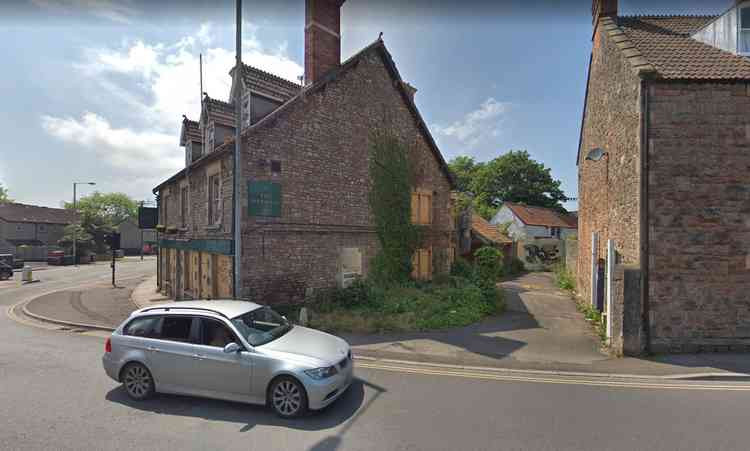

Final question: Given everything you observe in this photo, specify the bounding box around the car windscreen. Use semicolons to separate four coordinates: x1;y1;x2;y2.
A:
230;306;292;347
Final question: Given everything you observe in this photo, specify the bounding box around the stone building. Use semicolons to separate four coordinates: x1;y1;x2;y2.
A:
490;202;577;241
579;0;750;353
154;0;456;303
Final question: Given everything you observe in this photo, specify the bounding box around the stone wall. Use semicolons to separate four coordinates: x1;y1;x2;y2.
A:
564;239;579;277
647;81;750;352
609;264;644;356
577;24;643;306
239;45;454;303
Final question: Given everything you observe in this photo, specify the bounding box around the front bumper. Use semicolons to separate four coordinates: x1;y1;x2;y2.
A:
305;359;354;410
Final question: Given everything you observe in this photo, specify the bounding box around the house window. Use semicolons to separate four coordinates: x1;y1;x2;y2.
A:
741;5;750;54
412;247;432;280
411;189;433;225
180;186;189;228
208;173;221;225
271;160;282;174
550;227;561;238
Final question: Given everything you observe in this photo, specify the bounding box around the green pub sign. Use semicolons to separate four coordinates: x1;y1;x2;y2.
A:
248;181;281;217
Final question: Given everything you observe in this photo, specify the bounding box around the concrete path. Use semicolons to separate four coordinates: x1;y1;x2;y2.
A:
347;272;607;367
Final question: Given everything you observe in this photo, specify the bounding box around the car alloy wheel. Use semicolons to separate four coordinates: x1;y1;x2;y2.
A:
271;378;307;418
122;363;154;400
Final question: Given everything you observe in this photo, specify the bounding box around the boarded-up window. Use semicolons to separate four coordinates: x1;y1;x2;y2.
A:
411;189;432;225
180;186;188;228
411;247;432;280
208;174;221;225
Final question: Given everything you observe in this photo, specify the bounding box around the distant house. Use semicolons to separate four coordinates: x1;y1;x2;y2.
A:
116;218;157;256
490;202;577;240
0;203;78;260
459;213;512;260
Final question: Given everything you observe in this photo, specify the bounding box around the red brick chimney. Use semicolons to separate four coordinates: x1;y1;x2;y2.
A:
305;0;346;85
592;0;617;25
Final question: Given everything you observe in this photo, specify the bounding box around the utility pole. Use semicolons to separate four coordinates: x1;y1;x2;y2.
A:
140;201;144;261
233;0;243;299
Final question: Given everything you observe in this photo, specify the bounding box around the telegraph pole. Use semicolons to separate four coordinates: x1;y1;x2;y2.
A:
232;0;243;299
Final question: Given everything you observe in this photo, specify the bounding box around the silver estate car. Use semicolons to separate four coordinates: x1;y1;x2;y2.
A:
102;300;353;418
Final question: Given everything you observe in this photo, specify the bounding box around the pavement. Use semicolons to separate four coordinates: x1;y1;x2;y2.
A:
15;268;750;379
4;260;750;450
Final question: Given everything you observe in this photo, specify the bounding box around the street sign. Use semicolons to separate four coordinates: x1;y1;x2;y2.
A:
138;207;158;228
248;181;281;217
104;232;121;250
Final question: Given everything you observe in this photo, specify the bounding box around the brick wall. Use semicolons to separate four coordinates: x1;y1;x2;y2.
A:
647;81;750;352
240;46;454;303
577;25;643;305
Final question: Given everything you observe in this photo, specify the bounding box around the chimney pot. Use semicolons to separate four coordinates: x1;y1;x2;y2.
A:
305;0;346;85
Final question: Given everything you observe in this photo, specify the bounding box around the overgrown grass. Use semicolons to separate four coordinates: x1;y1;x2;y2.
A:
575;300;607;343
553;263;576;292
304;276;505;334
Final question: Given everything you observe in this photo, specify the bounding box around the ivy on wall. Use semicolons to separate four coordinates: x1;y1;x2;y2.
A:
368;130;421;283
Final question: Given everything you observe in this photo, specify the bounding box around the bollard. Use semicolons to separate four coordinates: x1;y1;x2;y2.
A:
22;266;32;283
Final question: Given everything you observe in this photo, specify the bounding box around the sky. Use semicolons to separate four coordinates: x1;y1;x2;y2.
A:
0;0;735;210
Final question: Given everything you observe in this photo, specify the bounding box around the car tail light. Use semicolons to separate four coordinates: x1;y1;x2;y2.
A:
105;337;112;353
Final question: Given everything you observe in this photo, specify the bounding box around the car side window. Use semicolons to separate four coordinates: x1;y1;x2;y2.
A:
123;316;161;338
158;316;194;343
199;318;237;348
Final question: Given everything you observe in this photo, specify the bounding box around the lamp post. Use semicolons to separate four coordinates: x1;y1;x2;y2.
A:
72;181;96;267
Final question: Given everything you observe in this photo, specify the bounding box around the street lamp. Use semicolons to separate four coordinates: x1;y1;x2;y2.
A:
73;181;96;267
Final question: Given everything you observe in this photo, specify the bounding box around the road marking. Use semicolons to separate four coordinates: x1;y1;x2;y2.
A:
355;362;750;391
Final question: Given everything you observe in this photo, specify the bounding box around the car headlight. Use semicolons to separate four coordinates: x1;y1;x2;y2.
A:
304;366;339;380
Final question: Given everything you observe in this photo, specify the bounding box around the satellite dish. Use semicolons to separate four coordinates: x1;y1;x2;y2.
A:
585;148;607;161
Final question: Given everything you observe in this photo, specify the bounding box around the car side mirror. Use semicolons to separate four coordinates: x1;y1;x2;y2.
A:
223;342;240;353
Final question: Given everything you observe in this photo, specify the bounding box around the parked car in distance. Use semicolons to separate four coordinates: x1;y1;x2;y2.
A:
0;260;12;280
102;300;353;418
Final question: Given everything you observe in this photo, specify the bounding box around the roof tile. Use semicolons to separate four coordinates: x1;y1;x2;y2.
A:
504;202;578;229
0;203;78;224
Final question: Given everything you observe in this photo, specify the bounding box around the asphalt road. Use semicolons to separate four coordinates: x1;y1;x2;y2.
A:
2;262;750;451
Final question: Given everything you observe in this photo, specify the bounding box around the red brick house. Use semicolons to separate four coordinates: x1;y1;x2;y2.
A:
579;0;750;354
154;0;456;303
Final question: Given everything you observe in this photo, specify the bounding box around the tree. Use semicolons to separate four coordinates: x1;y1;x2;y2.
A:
59;224;95;255
62;192;138;254
0;183;11;204
449;151;568;220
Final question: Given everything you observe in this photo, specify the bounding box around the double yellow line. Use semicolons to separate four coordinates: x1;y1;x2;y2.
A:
355;361;750;391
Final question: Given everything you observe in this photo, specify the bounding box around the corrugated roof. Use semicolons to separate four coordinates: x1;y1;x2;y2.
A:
471;213;511;244
613;15;750;80
0;203;78;224
504;202;577;229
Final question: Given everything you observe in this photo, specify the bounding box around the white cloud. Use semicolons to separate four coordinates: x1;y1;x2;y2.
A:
41;112;182;176
30;0;137;24
433;97;509;147
41;23;304;190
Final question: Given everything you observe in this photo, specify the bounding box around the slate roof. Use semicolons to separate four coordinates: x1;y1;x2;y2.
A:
609;15;750;80
203;96;236;128
236;64;301;101
180;117;201;146
0;203;78;225
471;214;511;245
155;38;456;192
503;202;578;229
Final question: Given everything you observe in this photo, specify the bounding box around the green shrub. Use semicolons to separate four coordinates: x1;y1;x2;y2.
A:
474;246;504;281
450;257;476;279
553;263;576;292
506;257;525;276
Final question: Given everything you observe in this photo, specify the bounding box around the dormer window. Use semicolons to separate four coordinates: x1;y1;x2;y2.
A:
741;4;750;54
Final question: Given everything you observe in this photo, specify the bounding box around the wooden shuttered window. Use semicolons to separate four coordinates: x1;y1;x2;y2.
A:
411;189;433;225
411;247;433;280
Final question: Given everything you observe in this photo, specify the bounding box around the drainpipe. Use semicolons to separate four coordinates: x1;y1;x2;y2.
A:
639;79;651;355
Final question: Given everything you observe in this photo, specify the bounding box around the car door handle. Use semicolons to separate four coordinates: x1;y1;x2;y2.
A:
147;347;160;353
192;354;204;360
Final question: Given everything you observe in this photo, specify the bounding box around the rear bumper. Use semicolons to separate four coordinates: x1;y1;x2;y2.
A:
305;361;354;410
102;354;120;382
